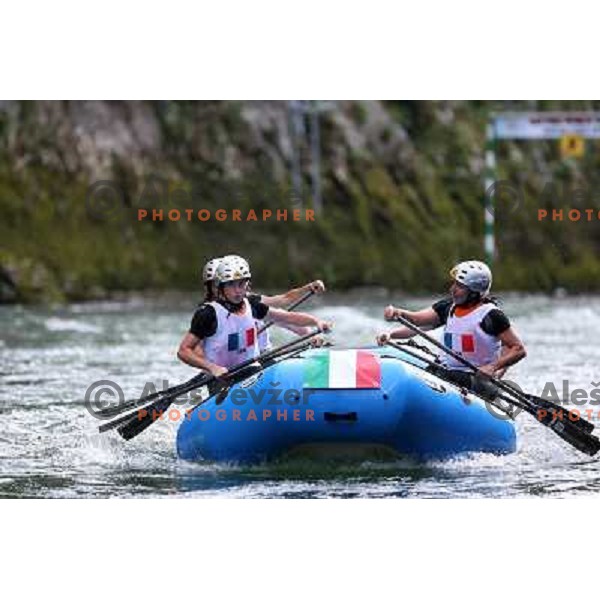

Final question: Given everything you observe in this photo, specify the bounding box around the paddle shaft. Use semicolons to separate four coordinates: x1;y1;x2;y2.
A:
97;373;212;433
205;340;315;408
385;340;517;418
391;314;599;453
393;313;569;412
386;340;441;371
184;337;317;414
97;371;210;419
257;289;315;335
111;329;322;440
99;289;315;419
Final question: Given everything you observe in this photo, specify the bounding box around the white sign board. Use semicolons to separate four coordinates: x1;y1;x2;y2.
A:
493;112;600;139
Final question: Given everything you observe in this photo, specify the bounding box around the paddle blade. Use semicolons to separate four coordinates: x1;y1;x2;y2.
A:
117;396;174;441
534;410;600;456
115;380;217;440
548;420;600;456
525;394;594;434
98;404;154;433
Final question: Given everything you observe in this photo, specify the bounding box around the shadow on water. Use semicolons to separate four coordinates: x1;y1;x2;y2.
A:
168;455;463;498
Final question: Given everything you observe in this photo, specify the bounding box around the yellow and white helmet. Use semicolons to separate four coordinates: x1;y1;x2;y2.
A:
216;256;252;285
202;257;222;283
450;260;492;294
222;255;250;274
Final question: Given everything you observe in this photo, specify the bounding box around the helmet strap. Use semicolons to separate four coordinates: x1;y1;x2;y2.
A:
220;298;244;313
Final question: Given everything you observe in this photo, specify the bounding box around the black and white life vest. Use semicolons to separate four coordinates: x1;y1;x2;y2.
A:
203;299;259;368
441;303;501;371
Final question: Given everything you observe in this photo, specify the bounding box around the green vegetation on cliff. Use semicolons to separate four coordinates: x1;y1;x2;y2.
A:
2;100;600;303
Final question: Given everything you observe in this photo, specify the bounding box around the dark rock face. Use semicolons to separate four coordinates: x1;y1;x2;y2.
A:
1;100;599;302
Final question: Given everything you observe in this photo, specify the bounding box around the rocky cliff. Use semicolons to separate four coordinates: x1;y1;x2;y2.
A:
2;100;600;302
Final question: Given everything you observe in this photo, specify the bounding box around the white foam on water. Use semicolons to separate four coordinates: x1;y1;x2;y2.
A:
44;317;103;334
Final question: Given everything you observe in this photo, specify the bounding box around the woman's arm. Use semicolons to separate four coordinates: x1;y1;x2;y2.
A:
479;327;527;377
177;332;228;376
384;305;442;330
266;307;332;332
376;306;441;344
261;280;326;309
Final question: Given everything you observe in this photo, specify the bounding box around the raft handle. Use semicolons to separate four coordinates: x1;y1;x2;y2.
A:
324;411;358;423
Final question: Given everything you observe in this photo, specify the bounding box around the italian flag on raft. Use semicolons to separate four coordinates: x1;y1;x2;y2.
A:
303;350;382;389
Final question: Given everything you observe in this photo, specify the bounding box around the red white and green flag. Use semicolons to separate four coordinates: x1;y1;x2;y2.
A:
303;350;381;389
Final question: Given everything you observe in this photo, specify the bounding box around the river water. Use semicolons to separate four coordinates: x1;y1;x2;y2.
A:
1;292;600;498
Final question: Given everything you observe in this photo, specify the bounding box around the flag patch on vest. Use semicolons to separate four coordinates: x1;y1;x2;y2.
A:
227;328;256;351
303;350;381;389
444;332;475;353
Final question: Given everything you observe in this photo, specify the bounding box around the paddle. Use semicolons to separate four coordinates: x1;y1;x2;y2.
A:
257;289;315;335
95;372;210;420
385;339;584;423
390;313;600;456
100;329;322;440
519;392;594;433
97;289;317;420
100;330;320;435
212;339;317;406
385;340;522;419
382;335;514;417
390;314;594;433
116;333;320;441
97;372;214;433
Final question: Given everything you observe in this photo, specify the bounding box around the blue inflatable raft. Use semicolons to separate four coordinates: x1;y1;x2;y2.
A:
176;346;516;463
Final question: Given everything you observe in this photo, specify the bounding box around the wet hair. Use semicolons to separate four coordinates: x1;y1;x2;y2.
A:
203;282;216;303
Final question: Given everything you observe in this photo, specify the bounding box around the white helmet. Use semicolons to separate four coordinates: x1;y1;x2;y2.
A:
222;254;250;273
202;257;222;283
450;260;492;294
216;256;252;285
